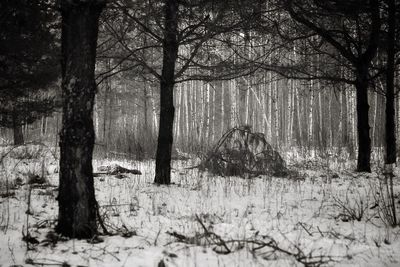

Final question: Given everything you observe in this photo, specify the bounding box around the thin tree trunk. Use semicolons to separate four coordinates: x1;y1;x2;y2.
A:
41;116;47;136
230;80;236;128
106;76;113;151
143;83;149;134
191;79;196;148
221;81;225;137
154;0;179;185
249;86;270;135
174;84;181;143
274;78;279;148
150;87;158;136
197;82;205;144
296;84;302;147
205;83;211;146
342;89;349;148
245;84;250;125
287;79;293;146
318;87;323;149
184;82;190;147
328;90;333;147
268;72;273;142
211;83;216;144
348;90;355;156
385;0;396;164
102;60;110;145
12;115;24;145
372;91;379;147
308;81;314;149
338;89;343;149
94;101;99;138
355;65;371;172
293;46;302;147
397;82;400;157
57;0;104;238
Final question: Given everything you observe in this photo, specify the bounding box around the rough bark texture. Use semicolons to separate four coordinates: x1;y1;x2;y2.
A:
355;65;371;172
154;0;179;185
385;0;396;164
57;0;104;238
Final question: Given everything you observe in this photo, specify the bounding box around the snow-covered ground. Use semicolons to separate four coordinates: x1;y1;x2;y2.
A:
1;145;400;266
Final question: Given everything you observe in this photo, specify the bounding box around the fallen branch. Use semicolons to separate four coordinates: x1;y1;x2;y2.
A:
167;215;341;266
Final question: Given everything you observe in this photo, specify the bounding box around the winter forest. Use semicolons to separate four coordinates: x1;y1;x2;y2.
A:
1;0;400;266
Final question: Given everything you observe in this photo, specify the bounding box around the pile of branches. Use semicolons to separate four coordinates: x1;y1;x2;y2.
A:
199;126;288;177
96;164;142;175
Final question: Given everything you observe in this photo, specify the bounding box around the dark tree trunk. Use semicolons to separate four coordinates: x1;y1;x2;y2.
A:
12;119;24;146
154;0;179;185
56;0;104;239
385;0;396;165
355;65;371;172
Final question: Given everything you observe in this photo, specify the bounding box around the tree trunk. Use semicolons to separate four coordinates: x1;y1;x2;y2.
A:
174;84;181;144
154;0;179;185
220;81;225;138
143;83;149;134
12;116;24;145
385;0;396;164
230;80;237;128
296;84;302;147
57;0;104;238
372;91;378;147
308;80;314;149
205;83;211;146
184;82;189;147
348;90;355;157
198;83;205;144
268;72;272;142
342;89;349;148
355;65;371;172
273;78;279;147
41;116;47;137
210;83;216;145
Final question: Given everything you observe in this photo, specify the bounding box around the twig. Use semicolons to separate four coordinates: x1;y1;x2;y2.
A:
297;222;313;236
168;216;340;266
195;214;231;254
95;200;111;236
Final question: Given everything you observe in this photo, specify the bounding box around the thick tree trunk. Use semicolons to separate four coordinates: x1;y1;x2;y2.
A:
154;0;179;185
355;66;371;172
57;0;104;238
385;0;396;164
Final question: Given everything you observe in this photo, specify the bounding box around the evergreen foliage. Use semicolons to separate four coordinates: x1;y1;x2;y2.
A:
0;0;60;140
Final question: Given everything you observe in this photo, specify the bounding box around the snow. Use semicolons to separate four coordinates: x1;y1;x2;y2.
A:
1;146;400;266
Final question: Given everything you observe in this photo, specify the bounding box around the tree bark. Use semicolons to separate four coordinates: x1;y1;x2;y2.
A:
12;116;24;146
154;0;179;185
355;65;371;172
57;0;104;238
385;0;396;164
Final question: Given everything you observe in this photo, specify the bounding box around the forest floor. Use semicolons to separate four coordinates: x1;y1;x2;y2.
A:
1;145;400;267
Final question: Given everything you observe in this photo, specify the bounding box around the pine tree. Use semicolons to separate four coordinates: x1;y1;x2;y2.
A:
56;0;105;239
0;0;60;145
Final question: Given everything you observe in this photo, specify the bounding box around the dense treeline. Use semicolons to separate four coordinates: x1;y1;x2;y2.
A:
3;0;398;156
